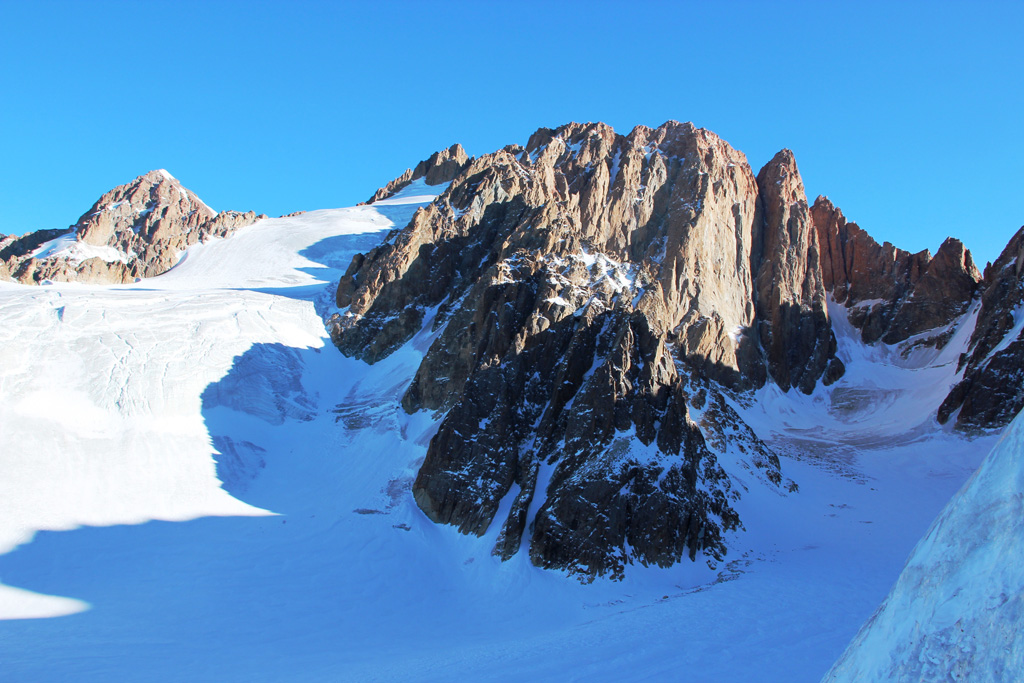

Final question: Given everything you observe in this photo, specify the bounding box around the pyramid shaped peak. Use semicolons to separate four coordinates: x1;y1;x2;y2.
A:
136;169;181;185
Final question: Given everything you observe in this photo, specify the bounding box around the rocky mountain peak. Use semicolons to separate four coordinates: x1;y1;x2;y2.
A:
363;143;471;204
329;120;851;579
76;169;217;247
413;143;469;185
812;195;981;346
758;149;801;194
939;224;1024;429
1;170;265;285
810;195;1024;434
327;119;1024;577
754;150;841;392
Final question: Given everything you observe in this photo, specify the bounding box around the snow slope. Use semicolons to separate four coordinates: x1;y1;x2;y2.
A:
30;230;131;265
0;184;1001;681
825;409;1024;681
0;206;392;618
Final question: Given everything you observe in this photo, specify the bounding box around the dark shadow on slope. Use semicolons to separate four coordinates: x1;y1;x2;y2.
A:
0;336;435;682
301;232;385;272
368;202;428;234
202;343;319;509
228;230;389;311
252;201;426;306
0;223;439;680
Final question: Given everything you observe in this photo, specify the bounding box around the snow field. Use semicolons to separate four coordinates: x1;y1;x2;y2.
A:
0;183;1002;681
826;410;1024;681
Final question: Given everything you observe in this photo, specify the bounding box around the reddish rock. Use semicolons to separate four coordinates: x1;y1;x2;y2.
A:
2;170;265;284
812;196;980;344
331;121;823;579
754;151;842;393
939;225;1024;430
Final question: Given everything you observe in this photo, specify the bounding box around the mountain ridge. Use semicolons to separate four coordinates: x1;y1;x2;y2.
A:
0;170;266;285
331;119;1024;579
0;126;1020;679
3;120;1020;580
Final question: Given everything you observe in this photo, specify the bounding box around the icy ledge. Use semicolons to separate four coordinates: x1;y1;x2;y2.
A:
825;411;1024;681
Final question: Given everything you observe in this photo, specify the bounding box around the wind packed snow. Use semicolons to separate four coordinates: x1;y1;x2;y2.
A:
0;194;1004;681
376;177;449;206
825;411;1024;681
30;231;132;265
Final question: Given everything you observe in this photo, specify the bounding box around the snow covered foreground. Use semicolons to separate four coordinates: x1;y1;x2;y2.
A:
825;410;1024;680
0;184;1003;681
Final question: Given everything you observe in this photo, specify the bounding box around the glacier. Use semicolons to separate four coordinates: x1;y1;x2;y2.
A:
0;184;1009;681
825;410;1024;680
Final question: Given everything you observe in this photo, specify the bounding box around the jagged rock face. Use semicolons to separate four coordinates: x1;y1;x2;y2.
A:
939;226;1024;430
18;257;134;285
887;237;980;341
363;143;470;204
755;151;843;393
330;120;837;579
337;122;841;392
76;170;216;250
812;197;981;346
811;195;1024;432
2;170;265;285
0;229;66;263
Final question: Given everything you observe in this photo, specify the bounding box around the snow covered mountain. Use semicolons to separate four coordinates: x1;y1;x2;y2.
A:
0;122;1021;681
333;120;1020;580
0;170;264;284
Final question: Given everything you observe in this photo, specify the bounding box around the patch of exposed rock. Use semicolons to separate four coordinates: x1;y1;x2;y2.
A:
331;121;840;579
362;143;470;204
812;197;981;347
939;225;1024;430
811;196;1024;432
2;170;265;285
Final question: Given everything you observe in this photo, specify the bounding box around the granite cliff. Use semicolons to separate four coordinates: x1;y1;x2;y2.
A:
329;120;1024;579
330;121;843;578
812;196;981;349
938;225;1024;429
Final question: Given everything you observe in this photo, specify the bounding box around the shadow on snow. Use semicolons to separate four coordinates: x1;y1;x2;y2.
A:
0;228;463;680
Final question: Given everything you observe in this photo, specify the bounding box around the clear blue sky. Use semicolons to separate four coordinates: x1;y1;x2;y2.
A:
2;0;1021;265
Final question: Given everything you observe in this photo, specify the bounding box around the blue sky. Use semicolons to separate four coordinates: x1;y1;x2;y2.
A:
1;0;1021;265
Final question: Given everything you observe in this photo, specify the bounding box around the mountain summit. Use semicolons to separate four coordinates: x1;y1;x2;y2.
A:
0;170;265;284
329;120;1023;578
332;121;836;577
1;119;1022;680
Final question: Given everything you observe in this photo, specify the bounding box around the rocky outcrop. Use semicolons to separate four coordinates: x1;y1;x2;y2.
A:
811;195;1024;432
362;143;470;204
0;228;66;262
812;197;981;346
755;151;843;393
330;121;846;579
886;238;980;342
14;256;135;285
2;170;265;284
811;196;1024;431
938;225;1024;430
331;119;1024;575
338;123;842;390
76;170;216;250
